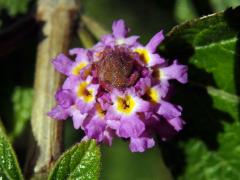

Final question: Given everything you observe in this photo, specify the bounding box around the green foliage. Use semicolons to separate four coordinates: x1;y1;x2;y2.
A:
174;0;240;23
0;0;30;16
49;140;101;180
210;0;240;11
0;121;24;180
162;7;240;179
101;139;173;180
10;87;33;140
174;0;197;23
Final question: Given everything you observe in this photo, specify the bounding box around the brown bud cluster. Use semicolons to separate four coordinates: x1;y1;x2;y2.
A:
94;47;139;91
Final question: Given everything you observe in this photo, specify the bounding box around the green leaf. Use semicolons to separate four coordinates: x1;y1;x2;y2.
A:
174;0;197;23
0;0;30;16
161;7;240;179
210;0;240;12
10;87;33;140
48;140;101;180
0;120;24;180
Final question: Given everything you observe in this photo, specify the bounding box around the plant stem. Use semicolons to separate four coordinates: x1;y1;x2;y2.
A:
25;0;80;177
78;24;96;48
81;15;109;40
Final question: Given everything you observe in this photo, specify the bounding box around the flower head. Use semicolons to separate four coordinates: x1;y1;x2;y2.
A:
49;19;188;152
133;31;165;67
52;49;91;77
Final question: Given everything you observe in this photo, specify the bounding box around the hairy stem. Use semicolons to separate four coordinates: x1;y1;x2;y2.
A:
25;0;80;177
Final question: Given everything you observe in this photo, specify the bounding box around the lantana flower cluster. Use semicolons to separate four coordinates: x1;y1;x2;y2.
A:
48;20;188;152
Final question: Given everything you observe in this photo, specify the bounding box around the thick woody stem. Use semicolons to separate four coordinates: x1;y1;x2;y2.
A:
25;0;80;177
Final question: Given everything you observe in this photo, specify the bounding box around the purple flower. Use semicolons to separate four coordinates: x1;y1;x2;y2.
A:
157;103;185;132
154;60;188;84
48;105;69;120
52;49;91;77
129;136;155;152
84;118;106;142
48;89;73;120
65;76;100;114
70;107;88;129
133;31;165;67
48;98;87;130
98;19;139;47
134;77;151;96
48;19;188;152
106;89;149;138
98;93;111;110
55;89;74;108
157;100;182;120
168;117;185;132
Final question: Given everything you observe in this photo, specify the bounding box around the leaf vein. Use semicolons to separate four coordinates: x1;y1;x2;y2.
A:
195;38;237;50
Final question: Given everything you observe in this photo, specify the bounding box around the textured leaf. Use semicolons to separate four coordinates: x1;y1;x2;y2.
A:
161;7;240;179
0;121;24;180
48;140;101;180
0;0;30;16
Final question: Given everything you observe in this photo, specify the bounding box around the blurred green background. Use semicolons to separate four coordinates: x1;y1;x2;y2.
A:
0;0;240;179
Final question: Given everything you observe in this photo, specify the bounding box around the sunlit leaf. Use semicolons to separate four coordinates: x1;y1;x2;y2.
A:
0;120;24;179
48;140;101;180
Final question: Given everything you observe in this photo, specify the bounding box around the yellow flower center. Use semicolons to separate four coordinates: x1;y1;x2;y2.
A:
152;68;165;81
72;61;88;75
134;48;151;64
96;103;106;118
77;82;94;103
116;95;136;115
146;87;160;104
